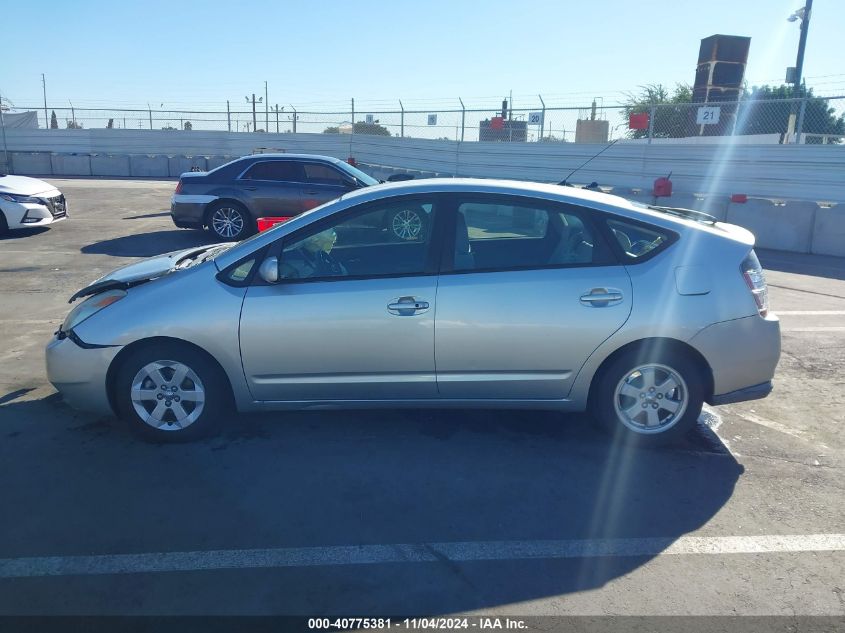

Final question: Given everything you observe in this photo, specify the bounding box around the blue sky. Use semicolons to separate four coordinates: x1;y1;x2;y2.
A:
1;0;841;112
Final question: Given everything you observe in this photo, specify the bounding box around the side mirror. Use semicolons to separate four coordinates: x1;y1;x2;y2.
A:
343;178;359;190
258;256;279;283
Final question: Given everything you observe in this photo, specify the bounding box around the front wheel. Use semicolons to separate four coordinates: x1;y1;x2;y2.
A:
114;343;230;442
206;201;255;241
592;349;704;446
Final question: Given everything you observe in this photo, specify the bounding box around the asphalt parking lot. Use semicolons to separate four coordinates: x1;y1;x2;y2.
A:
0;178;843;617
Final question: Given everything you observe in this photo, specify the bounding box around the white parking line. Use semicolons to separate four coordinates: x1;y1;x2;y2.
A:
781;327;845;332
0;534;842;579
777;311;845;315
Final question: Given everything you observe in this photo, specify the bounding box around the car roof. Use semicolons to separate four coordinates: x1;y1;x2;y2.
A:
239;153;343;163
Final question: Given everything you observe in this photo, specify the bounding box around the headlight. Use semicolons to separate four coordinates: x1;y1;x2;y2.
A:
62;290;126;332
0;192;43;204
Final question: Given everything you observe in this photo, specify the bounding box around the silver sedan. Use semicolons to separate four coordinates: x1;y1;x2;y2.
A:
46;179;781;444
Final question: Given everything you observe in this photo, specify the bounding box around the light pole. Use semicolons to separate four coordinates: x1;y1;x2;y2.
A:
787;0;813;142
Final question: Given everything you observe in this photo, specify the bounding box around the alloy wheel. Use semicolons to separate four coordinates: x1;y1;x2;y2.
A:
130;360;206;430
612;363;689;434
211;207;245;239
391;209;423;240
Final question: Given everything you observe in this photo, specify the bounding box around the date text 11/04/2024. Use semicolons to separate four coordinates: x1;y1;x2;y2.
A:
307;617;529;629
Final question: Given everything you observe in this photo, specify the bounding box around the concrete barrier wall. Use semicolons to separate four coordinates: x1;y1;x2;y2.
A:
5;128;845;202
129;155;169;178
727;199;817;253
810;206;845;257
50;153;91;176
91;154;131;177
9;152;52;175
668;193;730;221
168;155;208;177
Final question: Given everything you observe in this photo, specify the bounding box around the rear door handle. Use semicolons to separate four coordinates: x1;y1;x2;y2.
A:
387;296;430;315
580;288;623;307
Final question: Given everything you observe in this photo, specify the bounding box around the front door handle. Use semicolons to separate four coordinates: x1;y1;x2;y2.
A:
387;296;430;315
243;186;258;191
580;288;623;307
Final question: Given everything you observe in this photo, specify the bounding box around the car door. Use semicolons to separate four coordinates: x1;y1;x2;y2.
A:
434;194;632;400
239;194;444;402
300;161;353;211
237;159;304;216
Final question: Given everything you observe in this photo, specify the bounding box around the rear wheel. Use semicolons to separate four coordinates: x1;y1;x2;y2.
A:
114;343;230;442
386;206;428;241
592;348;704;446
206;201;254;241
0;212;8;236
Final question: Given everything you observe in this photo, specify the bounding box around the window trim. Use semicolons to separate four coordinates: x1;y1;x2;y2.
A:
236;159;356;189
251;193;447;286
440;193;618;275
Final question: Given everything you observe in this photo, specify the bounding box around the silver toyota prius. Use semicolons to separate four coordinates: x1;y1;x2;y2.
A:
46;179;781;444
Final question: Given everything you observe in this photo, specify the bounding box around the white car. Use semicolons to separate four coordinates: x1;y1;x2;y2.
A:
0;175;67;234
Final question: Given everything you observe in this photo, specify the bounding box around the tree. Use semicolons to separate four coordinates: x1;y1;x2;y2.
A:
736;85;844;142
161;124;177;131
624;82;844;142
183;121;192;131
50;111;58;129
623;84;695;139
66;120;83;129
323;121;391;136
106;119;114;129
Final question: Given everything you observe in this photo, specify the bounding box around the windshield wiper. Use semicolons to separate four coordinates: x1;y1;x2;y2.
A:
648;206;717;225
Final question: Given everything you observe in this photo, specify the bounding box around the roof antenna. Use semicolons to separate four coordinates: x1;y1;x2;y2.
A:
558;138;619;187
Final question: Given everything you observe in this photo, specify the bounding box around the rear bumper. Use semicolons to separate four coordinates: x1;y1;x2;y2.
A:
171;194;216;228
690;313;781;405
709;381;773;405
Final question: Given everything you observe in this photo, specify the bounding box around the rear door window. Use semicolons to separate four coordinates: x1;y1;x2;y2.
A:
453;199;601;272
241;160;303;182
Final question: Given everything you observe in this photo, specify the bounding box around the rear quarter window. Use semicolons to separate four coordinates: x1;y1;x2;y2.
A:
606;218;674;261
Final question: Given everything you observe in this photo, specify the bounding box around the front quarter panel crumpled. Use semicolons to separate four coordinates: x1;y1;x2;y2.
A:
71;262;253;409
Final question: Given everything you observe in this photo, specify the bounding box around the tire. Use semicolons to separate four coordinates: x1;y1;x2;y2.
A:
206;201;255;241
591;348;704;446
0;212;8;236
385;206;428;242
113;342;231;442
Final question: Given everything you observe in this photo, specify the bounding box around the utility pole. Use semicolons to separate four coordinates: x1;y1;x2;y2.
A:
264;81;269;133
227;100;231;132
289;104;297;133
245;93;262;132
274;104;280;133
0;89;10;173
69;101;76;128
147;103;153;129
792;0;813;142
42;74;48;129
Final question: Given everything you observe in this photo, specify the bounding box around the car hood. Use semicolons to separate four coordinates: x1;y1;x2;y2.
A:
68;244;228;303
0;174;58;196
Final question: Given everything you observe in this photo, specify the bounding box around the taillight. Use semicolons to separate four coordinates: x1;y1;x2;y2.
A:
257;216;292;232
174;180;183;194
741;250;768;317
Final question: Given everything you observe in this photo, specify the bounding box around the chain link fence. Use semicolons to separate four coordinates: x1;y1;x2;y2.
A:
7;95;844;144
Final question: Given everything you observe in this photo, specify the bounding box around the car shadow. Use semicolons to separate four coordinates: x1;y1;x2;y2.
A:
80;229;217;257
0;394;742;615
0;227;51;240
